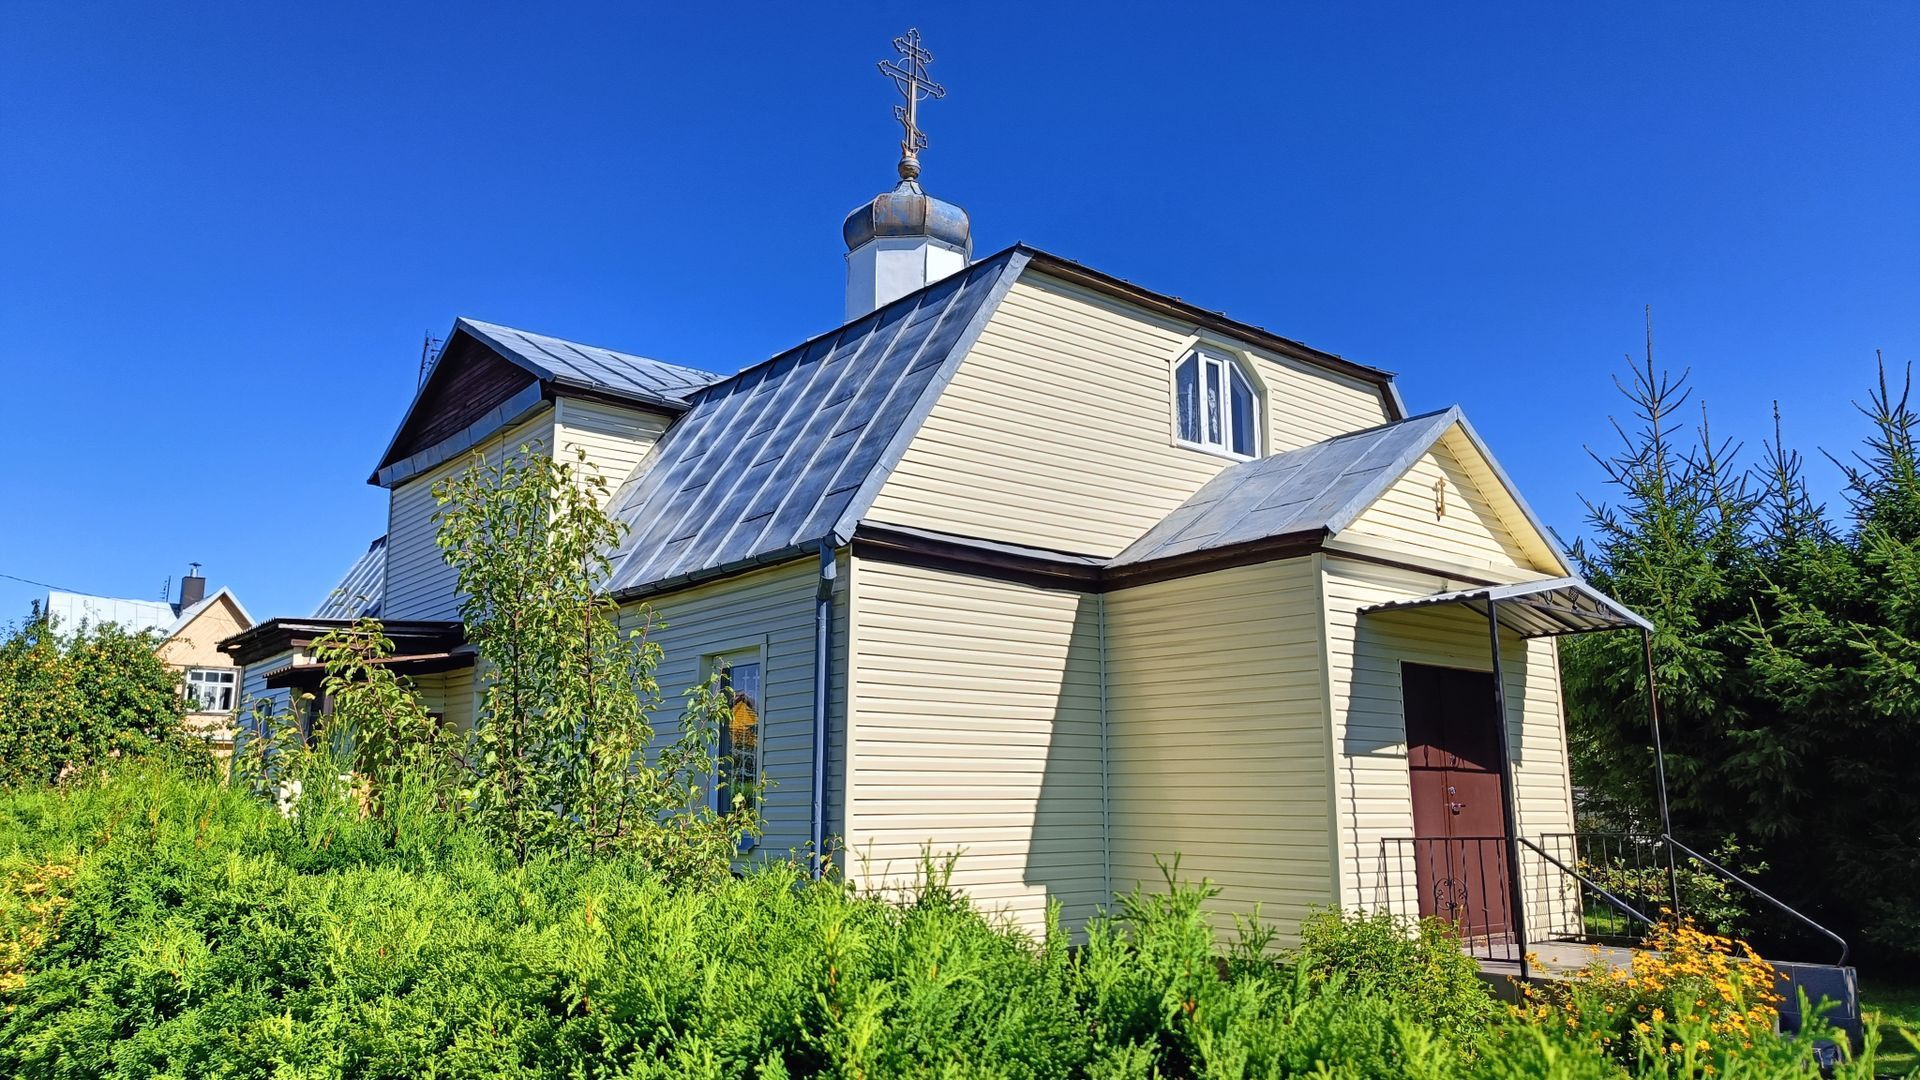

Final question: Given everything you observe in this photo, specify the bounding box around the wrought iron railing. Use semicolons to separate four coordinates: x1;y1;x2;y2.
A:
1376;836;1525;964
1534;832;1849;965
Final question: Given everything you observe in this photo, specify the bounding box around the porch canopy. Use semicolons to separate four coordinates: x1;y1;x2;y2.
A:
1359;574;1663;983
1359;575;1651;638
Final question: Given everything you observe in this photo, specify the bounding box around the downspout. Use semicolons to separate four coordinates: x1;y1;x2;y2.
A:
811;540;836;879
1485;598;1532;982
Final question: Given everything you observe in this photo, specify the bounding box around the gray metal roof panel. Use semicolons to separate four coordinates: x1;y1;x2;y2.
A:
1359;576;1653;636
1110;408;1463;567
455;318;722;407
604;252;1027;595
314;535;387;620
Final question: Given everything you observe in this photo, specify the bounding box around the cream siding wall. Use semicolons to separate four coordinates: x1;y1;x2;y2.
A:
554;397;671;501
1105;557;1337;944
845;558;1108;935
623;555;846;862
412;667;477;731
1320;556;1576;940
1334;427;1564;579
383;410;555;622
867;272;1393;556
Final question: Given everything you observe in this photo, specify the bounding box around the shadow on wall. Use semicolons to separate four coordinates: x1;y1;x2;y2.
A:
1024;593;1110;935
1344;604;1541;911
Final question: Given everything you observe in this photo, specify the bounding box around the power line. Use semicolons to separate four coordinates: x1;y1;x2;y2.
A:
0;570;81;593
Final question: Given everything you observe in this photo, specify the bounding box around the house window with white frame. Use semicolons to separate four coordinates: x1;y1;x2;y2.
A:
710;650;763;827
1173;347;1260;458
184;668;237;713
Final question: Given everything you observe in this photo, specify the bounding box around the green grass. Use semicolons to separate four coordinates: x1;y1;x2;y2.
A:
1864;979;1920;1077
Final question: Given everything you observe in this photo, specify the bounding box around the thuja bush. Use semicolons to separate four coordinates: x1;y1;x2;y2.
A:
0;767;1893;1079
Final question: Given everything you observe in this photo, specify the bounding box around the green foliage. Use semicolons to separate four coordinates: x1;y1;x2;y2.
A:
432;442;755;869
1293;907;1503;1042
0;612;208;789
1566;327;1920;966
0;768;1889;1079
236;445;752;880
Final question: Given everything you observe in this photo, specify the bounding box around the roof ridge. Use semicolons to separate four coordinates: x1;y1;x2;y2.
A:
454;316;719;380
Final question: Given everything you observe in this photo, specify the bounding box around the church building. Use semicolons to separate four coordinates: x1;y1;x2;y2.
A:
223;31;1657;957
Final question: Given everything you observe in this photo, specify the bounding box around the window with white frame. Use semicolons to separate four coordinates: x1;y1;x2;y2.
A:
709;650;763;827
184;668;237;713
1173;347;1260;458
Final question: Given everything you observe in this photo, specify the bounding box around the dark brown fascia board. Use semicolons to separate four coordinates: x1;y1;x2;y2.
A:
851;525;1106;592
220;618;464;665
850;523;1330;593
1018;249;1401;411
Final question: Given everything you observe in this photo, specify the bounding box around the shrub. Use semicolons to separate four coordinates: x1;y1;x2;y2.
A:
1525;920;1786;1068
0;613;208;789
0;767;1893;1079
1293;907;1503;1043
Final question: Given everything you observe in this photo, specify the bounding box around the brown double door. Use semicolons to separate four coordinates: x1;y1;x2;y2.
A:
1402;663;1514;940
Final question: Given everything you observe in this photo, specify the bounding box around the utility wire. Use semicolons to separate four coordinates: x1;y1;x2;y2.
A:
1;570;81;593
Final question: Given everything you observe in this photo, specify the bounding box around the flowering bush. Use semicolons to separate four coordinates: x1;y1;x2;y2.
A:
1523;920;1786;1067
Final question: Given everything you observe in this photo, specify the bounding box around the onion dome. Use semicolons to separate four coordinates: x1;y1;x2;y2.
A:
842;179;972;253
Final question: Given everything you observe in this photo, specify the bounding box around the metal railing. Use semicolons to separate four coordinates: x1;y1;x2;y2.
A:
1535;832;1849;965
1376;836;1524;964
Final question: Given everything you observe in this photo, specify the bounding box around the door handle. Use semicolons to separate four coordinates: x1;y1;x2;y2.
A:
1448;802;1465;814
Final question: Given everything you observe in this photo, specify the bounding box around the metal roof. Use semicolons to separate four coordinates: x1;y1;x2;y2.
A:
42;591;177;636
313;535;387;620
604;250;1028;596
455;318;721;410
1360;576;1652;637
1112;408;1464;567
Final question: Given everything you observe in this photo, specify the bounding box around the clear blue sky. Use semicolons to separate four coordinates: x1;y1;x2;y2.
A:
2;2;1915;622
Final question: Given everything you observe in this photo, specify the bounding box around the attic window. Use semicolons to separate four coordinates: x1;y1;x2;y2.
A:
1174;348;1259;458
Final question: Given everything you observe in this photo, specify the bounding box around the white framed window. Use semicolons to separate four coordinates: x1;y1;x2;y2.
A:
185;668;237;713
1173;347;1260;459
706;648;764;834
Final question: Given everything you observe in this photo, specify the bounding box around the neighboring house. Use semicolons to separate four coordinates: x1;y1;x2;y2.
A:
43;569;254;752
223;160;1653;960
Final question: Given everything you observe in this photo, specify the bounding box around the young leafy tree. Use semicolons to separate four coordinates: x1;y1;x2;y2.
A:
433;441;754;868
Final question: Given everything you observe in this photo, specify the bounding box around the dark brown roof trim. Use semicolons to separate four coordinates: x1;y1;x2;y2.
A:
220;617;464;666
851;523;1328;593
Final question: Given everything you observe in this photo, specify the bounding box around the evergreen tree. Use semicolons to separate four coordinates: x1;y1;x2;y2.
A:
1567;332;1920;967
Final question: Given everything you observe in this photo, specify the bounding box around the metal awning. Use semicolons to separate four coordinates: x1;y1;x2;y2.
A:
1360;576;1652;638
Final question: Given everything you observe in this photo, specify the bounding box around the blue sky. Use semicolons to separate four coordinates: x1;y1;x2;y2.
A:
2;2;1915;622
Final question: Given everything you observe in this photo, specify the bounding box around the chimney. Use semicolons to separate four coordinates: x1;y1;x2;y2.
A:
844;28;971;321
178;563;206;610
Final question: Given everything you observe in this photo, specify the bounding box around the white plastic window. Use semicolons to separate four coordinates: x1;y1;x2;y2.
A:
1174;349;1259;458
185;668;236;712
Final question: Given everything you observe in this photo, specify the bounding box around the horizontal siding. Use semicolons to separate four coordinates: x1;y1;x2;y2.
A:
384;410;554;622
1337;427;1560;577
846;559;1107;936
623;556;840;862
1321;557;1576;940
867;272;1394;556
554;397;670;502
237;648;297;747
412;667;477;731
1106;558;1336;946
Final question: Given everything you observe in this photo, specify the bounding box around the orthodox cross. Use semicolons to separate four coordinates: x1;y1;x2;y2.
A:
877;28;945;181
